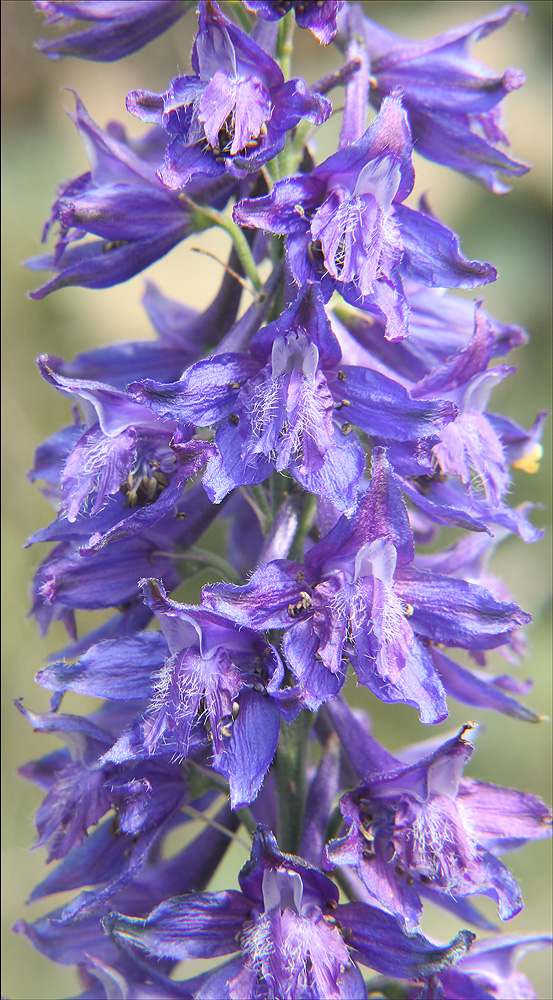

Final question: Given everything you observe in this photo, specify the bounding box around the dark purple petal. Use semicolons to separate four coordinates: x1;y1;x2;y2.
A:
283;620;347;710
393;568;530;650
213;688;281;809
396;205;497;288
337;902;475;980
353;638;448;725
28;222;189;297
331;366;457;445
408;107;530;194
244;0;344;45
36;632;167;701
130;353;259;425
34;0;189;62
203;559;311;631
105;890;249;960
298;734;341;867
431;647;542;723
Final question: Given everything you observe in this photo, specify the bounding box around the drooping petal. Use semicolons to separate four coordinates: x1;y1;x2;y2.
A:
337;902;475;980
105;890;249;960
213;688;281;809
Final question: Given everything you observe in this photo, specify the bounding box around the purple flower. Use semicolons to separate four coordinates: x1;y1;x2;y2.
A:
324;720;552;931
409;310;514;508
339;2;529;192
204;450;528;720
105;824;475;998
332;296;543;540
13;799;239;997
27;96;229;298
14;698;199;925
31;354;213;556
34;0;189;62
101;579;298;809
130;286;456;512
126;0;331;188
18;705;190;877
332;283;527;385
243;0;345;44
235;94;496;339
29;482;220;639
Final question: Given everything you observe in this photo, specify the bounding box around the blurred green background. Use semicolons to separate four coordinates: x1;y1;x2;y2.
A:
1;2;551;997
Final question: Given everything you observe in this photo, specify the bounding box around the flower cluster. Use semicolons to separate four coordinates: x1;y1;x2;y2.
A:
17;1;551;998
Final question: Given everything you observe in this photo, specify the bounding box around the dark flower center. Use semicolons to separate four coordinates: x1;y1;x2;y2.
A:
205;113;268;163
121;456;175;508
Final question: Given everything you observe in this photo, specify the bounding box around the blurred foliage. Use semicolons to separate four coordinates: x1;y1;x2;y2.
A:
1;2;551;998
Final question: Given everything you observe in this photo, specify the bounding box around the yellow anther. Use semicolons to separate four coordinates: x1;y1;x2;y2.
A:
512;443;543;475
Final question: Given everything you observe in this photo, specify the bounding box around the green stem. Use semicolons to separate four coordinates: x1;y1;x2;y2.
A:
267;235;285;323
276;11;295;79
276;12;298;180
237;806;257;838
291;118;313;161
275;710;313;854
288;493;317;563
182;196;262;292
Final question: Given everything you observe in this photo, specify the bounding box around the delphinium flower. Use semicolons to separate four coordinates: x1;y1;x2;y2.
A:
126;0;331;187
331;296;545;542
27;93;236;298
13;1;551;998
408;934;553;999
29;480;221;649
204;449;529;720
99;577;300;810
335;1;529;192
234;93;497;339
130;285;457;512
322;711;551;931
105;824;476;999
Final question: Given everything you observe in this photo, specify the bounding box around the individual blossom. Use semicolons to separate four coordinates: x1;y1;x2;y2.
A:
34;1;190;62
29;482;220;640
13;698;204;925
334;300;515;504
27;95;232;298
324;717;552;933
234;93;496;340
243;0;345;45
331;296;544;541
409;310;514;508
101;579;299;810
105;824;475;999
126;0;331;188
204;450;529;720
336;2;529;192
407;528;543;722
16;697;190;872
30;354;212;554
130;285;456;512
